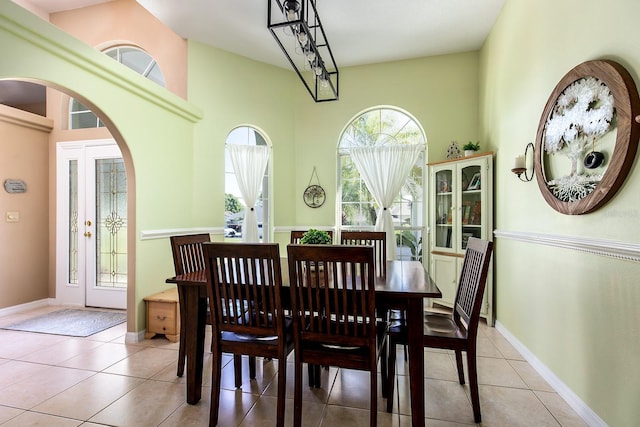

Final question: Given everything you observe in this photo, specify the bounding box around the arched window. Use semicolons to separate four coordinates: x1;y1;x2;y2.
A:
338;107;426;261
225;126;271;242
69;46;165;129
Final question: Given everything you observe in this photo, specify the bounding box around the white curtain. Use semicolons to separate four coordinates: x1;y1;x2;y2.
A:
228;144;270;243
350;144;423;260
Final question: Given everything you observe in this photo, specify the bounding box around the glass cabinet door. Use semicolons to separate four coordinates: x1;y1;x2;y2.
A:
460;164;482;249
433;168;454;250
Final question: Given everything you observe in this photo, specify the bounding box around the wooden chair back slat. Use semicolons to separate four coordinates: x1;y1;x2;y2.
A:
340;231;386;277
170;233;210;275
205;243;283;338
453;237;492;335
288;244;376;348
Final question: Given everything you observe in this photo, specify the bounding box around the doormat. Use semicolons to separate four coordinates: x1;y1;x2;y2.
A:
1;309;126;337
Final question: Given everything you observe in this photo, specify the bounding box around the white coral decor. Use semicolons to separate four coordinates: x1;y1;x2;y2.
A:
543;76;615;202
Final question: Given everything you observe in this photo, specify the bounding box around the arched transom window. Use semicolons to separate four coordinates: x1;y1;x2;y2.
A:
69;45;165;129
338;107;426;260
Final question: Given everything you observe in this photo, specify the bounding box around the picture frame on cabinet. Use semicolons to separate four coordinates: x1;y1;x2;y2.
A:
468;172;481;190
461;232;473;249
438;177;450;192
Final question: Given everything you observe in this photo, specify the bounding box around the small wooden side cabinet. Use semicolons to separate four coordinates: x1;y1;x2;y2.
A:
144;288;180;342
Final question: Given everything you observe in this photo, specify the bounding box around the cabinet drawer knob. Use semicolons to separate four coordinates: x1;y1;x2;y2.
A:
156;315;167;321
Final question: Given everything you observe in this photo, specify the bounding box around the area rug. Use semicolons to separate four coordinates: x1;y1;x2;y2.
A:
1;309;126;337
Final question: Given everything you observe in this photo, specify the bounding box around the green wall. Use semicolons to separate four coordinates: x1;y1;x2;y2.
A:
480;0;640;425
188;44;481;243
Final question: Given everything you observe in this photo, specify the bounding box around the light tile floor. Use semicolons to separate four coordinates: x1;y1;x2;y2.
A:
0;306;587;426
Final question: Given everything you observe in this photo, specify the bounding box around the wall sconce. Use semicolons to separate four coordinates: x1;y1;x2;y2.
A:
511;142;534;182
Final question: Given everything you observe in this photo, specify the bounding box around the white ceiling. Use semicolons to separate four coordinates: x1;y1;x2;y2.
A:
134;0;505;69
3;0;505;106
26;0;505;68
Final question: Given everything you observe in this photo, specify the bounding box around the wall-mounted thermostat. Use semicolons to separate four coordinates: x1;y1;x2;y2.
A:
4;179;26;193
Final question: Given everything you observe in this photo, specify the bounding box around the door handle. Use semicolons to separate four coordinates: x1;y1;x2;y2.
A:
84;231;92;238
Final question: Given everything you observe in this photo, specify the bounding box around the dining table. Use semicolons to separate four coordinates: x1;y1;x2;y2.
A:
166;258;441;427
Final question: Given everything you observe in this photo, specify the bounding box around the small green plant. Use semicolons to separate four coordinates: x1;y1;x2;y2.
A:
463;141;480;151
300;229;332;244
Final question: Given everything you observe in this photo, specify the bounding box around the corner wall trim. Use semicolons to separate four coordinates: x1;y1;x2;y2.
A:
494;230;640;263
495;321;606;427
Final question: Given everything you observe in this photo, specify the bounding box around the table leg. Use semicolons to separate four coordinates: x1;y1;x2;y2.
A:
184;285;206;404
406;298;425;427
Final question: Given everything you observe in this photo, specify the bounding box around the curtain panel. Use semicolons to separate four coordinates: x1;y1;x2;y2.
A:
228;144;270;243
350;144;423;259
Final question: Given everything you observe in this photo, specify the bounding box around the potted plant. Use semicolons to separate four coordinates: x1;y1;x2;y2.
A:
463;141;480;157
300;229;332;245
299;229;331;271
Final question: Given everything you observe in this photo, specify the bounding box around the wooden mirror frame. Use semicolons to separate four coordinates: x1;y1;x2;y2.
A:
534;60;640;215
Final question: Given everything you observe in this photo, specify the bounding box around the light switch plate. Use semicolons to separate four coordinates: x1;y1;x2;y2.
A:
6;211;19;222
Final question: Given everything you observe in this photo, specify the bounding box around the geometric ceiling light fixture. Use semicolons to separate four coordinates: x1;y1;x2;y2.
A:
268;0;339;102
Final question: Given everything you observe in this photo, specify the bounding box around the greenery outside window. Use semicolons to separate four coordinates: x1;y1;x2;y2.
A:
338;107;426;261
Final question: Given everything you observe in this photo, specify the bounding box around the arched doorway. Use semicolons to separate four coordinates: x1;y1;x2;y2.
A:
0;79;134;313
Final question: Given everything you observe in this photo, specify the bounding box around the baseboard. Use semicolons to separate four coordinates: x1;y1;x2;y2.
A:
495;321;607;427
0;298;53;317
126;330;146;343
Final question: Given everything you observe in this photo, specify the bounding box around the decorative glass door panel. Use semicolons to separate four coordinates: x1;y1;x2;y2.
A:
460;164;482;249
94;159;127;292
434;168;454;250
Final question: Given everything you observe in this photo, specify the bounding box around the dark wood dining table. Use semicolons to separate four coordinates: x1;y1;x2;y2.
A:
166;258;441;427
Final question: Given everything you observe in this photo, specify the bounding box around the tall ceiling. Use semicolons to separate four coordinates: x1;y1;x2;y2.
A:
2;0;505;108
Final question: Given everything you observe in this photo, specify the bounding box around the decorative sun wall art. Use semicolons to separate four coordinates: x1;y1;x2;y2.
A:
534;60;640;215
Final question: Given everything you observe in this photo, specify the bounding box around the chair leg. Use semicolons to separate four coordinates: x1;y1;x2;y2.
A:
234;354;242;388
454;350;465;384
307;363;321;388
307;363;315;388
210;349;222;427
294;359;303;426
249;356;257;379
276;353;287;427
176;288;187;377
177;331;186;377
467;350;481;423
380;336;388;399
386;338;397;413
370;366;377;427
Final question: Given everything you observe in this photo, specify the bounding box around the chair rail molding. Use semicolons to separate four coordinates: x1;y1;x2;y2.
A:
139;227;220;240
494;229;640;263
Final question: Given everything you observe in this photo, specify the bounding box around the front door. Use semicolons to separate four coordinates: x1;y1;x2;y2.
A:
56;140;127;309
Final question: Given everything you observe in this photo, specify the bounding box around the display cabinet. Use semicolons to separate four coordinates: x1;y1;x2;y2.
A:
428;152;494;324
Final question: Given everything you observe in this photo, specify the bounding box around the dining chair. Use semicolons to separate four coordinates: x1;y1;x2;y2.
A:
290;229;334;244
287;244;388;427
204;242;293;427
341;230;409;360
170;234;252;382
169;233;210;377
386;237;493;423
